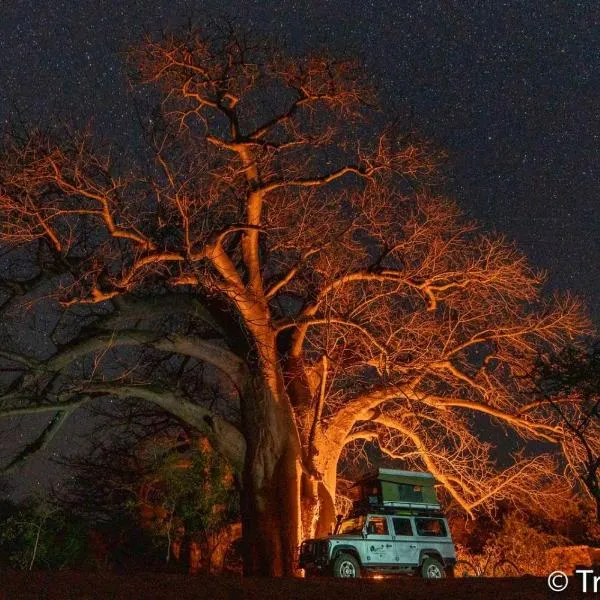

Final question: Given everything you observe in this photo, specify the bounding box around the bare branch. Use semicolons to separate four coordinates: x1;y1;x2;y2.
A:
86;383;245;471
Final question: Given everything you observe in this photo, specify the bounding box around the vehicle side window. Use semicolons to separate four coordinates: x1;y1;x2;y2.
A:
392;517;413;536
366;516;389;535
415;518;447;537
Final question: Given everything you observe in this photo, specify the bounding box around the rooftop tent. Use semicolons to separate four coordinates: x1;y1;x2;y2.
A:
350;468;441;511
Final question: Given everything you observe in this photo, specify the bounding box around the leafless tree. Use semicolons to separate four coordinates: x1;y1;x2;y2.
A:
0;25;589;575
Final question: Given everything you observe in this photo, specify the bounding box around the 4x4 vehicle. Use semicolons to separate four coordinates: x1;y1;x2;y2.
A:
299;511;456;579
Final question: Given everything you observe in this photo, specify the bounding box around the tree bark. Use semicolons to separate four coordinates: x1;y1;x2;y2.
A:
241;444;302;576
239;372;304;576
300;475;337;540
239;390;341;574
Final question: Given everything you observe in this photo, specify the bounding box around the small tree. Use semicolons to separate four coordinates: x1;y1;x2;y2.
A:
132;437;238;571
0;496;87;570
61;430;239;572
455;511;569;576
529;341;600;522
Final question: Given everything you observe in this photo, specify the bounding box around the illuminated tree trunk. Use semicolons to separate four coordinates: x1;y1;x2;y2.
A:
240;443;301;576
300;474;337;540
239;362;341;575
238;355;303;576
241;441;339;575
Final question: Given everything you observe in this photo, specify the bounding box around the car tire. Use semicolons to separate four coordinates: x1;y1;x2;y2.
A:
421;556;446;579
332;553;361;578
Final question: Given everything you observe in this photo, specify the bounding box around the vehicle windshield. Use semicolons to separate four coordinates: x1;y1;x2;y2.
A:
337;515;365;535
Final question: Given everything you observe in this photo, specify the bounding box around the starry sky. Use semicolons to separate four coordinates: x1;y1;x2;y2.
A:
0;1;598;491
1;1;598;323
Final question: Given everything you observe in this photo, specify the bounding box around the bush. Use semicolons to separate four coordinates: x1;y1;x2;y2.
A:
0;497;89;570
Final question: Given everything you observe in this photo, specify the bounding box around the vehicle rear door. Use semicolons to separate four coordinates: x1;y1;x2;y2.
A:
414;517;453;562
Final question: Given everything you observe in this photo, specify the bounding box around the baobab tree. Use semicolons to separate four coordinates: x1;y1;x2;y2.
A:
0;26;588;575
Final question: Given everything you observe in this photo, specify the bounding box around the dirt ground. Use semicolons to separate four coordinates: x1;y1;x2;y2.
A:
0;571;590;600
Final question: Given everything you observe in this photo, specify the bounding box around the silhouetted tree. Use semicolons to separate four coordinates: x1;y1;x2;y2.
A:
529;341;600;522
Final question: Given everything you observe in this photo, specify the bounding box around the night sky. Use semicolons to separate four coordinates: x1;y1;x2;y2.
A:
0;1;598;490
1;1;598;323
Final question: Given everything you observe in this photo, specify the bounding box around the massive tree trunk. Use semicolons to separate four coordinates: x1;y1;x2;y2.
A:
239;362;305;576
241;440;302;576
238;358;342;575
241;437;339;575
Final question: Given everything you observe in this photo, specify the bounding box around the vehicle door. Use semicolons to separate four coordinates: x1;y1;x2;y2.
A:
391;517;419;566
414;517;453;560
363;515;395;565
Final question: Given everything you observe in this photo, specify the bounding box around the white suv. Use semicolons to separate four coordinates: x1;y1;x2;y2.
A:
299;512;456;578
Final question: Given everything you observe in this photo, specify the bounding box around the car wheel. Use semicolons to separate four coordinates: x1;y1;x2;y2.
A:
421;557;446;579
332;553;361;578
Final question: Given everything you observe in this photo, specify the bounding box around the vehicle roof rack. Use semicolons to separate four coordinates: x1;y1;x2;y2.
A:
349;503;445;518
357;468;437;484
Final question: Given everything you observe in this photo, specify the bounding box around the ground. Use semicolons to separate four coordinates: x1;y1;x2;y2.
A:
0;572;591;600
